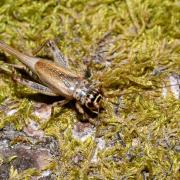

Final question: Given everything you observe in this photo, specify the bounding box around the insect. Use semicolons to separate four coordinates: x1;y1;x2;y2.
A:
0;40;102;115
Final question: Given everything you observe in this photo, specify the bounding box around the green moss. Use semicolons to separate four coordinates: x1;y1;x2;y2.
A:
0;0;179;179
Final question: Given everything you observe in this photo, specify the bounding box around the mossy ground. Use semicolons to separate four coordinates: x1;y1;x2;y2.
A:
0;0;179;179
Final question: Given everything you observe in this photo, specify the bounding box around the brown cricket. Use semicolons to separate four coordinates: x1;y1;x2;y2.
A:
0;40;102;114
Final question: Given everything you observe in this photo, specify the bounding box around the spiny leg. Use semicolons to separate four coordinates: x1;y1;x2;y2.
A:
32;39;69;68
3;62;39;82
2;63;24;70
32;40;48;56
13;75;57;96
47;40;69;68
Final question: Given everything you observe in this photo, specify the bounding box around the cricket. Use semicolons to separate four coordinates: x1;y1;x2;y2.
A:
0;40;102;115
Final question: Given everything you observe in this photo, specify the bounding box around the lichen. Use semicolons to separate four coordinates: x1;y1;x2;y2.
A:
0;0;179;179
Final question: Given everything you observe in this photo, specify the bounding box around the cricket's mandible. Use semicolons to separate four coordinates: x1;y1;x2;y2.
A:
0;40;102;114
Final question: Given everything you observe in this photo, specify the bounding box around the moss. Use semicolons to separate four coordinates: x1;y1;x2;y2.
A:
0;0;179;179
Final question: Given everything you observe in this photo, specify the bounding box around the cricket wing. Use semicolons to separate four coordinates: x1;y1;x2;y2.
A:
35;60;82;99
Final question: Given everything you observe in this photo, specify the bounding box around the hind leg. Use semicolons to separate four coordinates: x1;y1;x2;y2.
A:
13;75;57;96
32;39;68;68
3;62;39;82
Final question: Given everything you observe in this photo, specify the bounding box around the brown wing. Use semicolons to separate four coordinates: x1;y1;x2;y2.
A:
35;60;82;99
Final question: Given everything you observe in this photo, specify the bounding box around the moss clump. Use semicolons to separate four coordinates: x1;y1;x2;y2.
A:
0;0;179;179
